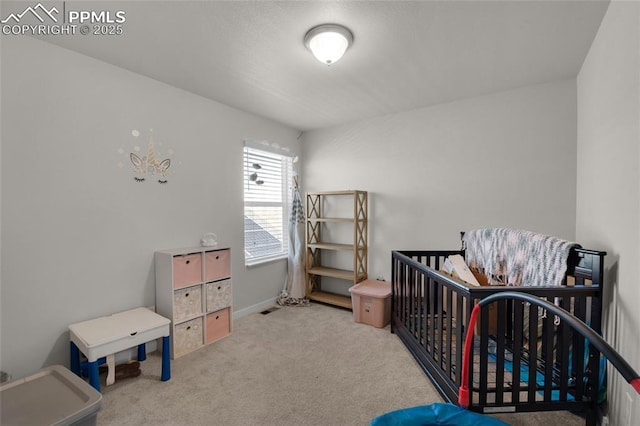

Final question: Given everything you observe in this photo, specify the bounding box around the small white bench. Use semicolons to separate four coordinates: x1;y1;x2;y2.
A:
69;307;171;392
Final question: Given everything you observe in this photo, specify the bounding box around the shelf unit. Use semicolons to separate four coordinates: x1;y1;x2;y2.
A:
305;190;368;309
155;246;232;359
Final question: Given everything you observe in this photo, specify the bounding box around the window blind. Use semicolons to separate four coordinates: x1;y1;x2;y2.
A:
243;146;293;265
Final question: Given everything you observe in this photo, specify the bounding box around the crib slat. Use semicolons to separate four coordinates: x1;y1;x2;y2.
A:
574;295;587;401
511;299;524;405
587;343;601;406
428;276;436;357
400;262;405;328
465;293;475;403
422;269;428;347
495;299;506;405
417;262;423;341
419;266;424;343
416;267;422;340
527;302;538;403
411;264;416;338
478;305;489;406
395;260;401;328
455;291;465;387
445;286;453;380
558;296;571;402
437;280;444;369
424;274;430;353
398;261;404;328
404;263;409;329
542;298;555;402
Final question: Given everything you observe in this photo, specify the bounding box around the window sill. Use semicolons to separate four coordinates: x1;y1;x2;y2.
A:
245;254;287;268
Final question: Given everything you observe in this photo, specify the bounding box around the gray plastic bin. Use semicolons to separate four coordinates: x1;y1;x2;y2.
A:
0;364;102;426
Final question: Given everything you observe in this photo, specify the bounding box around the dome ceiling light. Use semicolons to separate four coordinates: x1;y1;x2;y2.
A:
304;24;354;66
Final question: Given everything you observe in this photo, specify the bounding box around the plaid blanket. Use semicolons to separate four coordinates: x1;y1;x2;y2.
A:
463;228;579;287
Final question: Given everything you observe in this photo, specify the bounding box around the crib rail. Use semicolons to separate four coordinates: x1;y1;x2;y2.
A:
391;249;606;425
461;292;639;404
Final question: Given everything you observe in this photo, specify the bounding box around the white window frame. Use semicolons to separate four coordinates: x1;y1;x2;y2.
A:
243;144;294;266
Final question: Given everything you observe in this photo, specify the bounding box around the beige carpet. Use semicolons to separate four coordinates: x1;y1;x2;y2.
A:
96;303;585;425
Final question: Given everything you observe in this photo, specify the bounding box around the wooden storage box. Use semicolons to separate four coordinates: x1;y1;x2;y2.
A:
173;253;202;289
206;308;230;343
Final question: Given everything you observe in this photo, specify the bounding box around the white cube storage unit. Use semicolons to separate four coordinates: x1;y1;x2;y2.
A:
155;247;232;359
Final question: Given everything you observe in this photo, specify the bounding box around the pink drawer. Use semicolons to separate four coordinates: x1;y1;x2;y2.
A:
173;317;203;358
173;285;203;322
206;308;230;344
204;250;230;282
206;280;232;313
173;253;202;289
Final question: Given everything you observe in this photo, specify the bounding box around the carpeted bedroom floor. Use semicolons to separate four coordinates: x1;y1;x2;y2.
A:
96;303;585;425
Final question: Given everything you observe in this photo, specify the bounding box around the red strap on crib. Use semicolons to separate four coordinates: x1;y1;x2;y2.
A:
458;304;481;408
631;378;640;395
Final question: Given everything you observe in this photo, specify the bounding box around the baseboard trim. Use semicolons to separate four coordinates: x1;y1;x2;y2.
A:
232;297;278;320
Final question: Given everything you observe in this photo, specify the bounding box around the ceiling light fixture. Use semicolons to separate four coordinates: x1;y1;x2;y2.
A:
304;24;353;66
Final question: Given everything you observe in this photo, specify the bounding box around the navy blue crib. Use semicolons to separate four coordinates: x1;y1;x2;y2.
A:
391;246;607;425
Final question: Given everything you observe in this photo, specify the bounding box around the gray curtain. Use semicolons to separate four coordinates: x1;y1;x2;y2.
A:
277;183;309;306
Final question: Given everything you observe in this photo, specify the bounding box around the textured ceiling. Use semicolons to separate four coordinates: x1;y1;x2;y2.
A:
27;0;609;131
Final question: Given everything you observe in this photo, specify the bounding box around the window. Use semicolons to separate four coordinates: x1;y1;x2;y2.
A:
243;145;294;266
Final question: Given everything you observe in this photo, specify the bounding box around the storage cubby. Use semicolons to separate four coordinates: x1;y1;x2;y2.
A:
155;247;232;359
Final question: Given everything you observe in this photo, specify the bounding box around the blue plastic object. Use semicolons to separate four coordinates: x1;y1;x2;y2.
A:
370;403;509;426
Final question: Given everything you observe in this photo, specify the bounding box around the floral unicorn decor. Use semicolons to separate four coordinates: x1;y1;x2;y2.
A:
130;132;171;183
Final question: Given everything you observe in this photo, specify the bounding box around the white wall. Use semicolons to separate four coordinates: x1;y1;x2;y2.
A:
577;1;640;425
302;80;578;288
0;36;300;378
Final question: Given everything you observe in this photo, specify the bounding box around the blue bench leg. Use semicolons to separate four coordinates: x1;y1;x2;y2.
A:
88;360;100;392
161;336;171;381
70;342;80;376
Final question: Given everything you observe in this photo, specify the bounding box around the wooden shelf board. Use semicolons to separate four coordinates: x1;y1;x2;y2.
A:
307;217;354;223
307;291;352;309
308;266;354;280
307;190;366;196
308;242;354;251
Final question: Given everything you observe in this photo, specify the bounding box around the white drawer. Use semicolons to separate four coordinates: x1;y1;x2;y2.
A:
173;285;203;323
206;280;232;313
204;249;230;282
206;308;230;344
172;253;202;289
173;317;203;358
